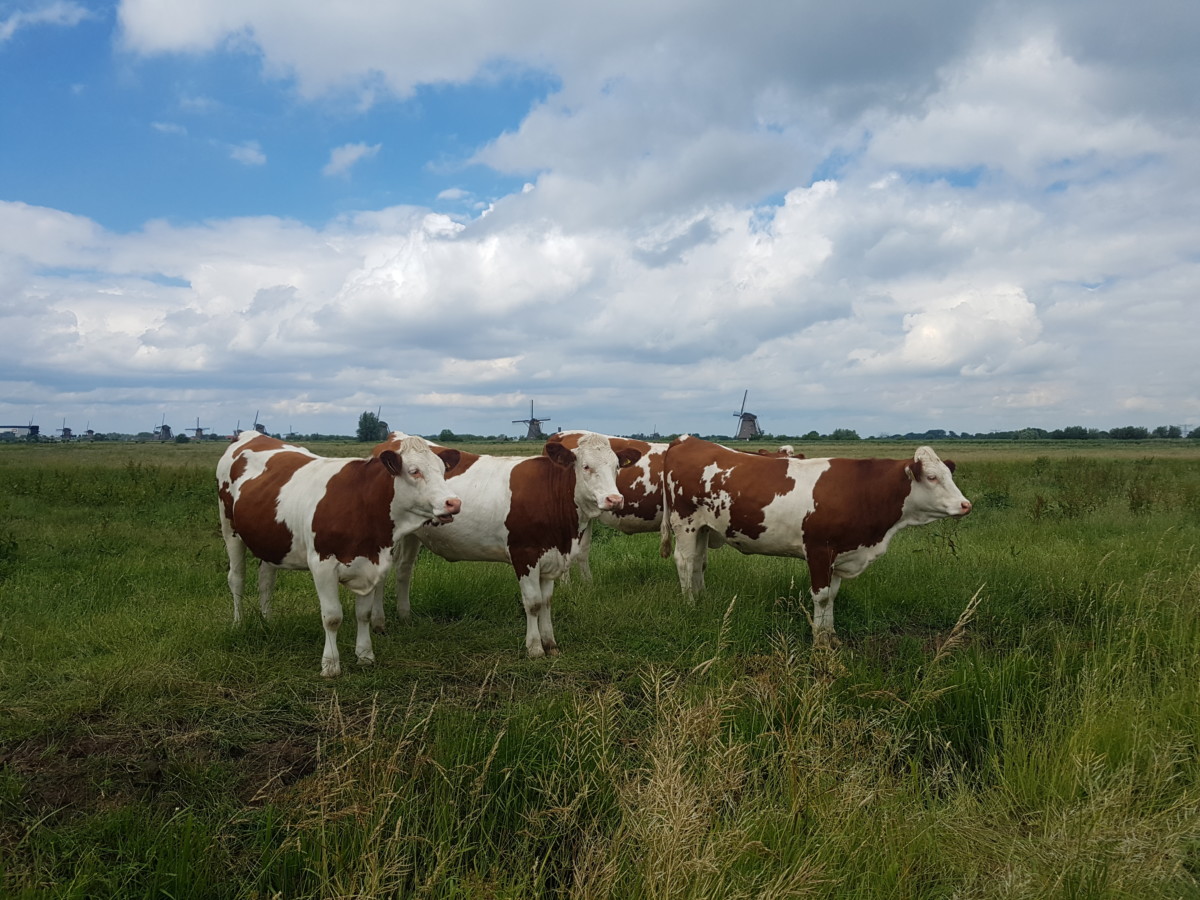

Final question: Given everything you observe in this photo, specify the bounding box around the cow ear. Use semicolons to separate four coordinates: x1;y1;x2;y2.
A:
617;448;642;468
378;449;403;477
544;441;576;468
905;460;923;483
944;459;957;475
436;448;461;474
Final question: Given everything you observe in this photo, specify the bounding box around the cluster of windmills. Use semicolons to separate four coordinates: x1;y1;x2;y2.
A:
509;391;764;441
21;392;767;443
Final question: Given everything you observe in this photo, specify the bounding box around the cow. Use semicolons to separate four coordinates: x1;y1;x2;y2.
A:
217;432;462;676
371;431;641;657
660;435;971;648
550;430;802;581
548;431;667;581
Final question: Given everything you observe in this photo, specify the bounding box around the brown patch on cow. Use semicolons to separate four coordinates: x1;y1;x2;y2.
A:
312;458;395;565
229;453;250;484
801;458;912;590
505;455;579;577
665;437;795;542
227;451;314;564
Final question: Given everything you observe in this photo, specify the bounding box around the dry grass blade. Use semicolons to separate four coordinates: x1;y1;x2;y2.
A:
931;585;986;666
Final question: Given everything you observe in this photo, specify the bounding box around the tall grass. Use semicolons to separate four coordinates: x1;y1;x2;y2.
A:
2;442;1199;897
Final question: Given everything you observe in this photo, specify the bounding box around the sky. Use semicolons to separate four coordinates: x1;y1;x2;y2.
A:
2;0;1198;440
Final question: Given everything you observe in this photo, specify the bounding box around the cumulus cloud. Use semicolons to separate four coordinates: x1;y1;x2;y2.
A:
4;0;1198;435
322;142;380;177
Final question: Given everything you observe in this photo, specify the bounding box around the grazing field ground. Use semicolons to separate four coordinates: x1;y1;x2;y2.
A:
2;439;1199;898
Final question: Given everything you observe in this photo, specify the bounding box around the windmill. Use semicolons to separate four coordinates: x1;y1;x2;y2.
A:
27;415;39;438
57;418;72;441
512;400;551;440
154;415;172;442
732;390;763;440
189;416;209;440
233;413;267;439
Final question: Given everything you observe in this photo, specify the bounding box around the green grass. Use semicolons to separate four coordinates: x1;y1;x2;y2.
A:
2;440;1199;897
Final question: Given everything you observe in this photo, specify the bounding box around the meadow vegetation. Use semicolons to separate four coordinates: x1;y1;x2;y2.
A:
1;439;1199;898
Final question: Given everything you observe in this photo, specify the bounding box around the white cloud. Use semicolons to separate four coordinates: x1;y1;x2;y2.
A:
229;140;266;166
0;2;91;43
322;142;380;178
7;1;1200;435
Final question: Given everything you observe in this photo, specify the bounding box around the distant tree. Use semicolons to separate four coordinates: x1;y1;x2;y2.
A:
800;431;821;441
1110;426;1150;440
356;411;389;442
1188;427;1200;440
438;428;457;442
1052;425;1093;440
1152;425;1182;439
829;428;861;441
174;434;190;443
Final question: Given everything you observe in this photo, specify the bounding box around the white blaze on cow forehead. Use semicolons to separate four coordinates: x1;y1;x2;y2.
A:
573;432;612;456
914;446;942;464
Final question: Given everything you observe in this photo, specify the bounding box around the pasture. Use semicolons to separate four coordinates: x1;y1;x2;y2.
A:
2;439;1199;898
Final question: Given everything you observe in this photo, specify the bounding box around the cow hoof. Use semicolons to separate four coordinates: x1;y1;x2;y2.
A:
545;646;560;657
321;664;341;678
371;623;386;635
812;633;841;651
527;645;545;659
357;653;375;666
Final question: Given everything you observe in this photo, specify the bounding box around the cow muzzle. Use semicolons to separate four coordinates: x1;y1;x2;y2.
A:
434;497;463;524
600;493;624;511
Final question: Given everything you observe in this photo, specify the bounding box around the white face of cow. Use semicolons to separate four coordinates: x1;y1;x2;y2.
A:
546;432;628;516
378;436;463;525
903;446;972;525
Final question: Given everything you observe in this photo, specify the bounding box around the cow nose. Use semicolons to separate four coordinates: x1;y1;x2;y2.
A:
960;500;972;515
445;497;462;516
604;493;624;510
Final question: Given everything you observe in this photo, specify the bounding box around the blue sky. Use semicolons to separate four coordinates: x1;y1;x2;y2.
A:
1;5;551;230
2;0;1199;439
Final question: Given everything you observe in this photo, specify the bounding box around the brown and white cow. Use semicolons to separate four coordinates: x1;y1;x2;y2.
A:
661;435;971;647
371;431;641;657
217;432;462;676
550;430;802;580
548;431;667;581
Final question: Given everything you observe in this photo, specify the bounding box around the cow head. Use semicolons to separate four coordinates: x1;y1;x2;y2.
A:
378;436;463;525
543;432;642;515
903;446;972;523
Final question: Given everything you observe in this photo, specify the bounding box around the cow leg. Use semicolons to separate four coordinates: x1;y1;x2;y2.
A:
518;572;553;658
221;518;246;624
369;578;388;634
312;567;343;677
673;526;709;597
353;590;376;666
392;534;421;625
257;561;278;619
567;525;594;583
537;574;560;656
807;551;841;649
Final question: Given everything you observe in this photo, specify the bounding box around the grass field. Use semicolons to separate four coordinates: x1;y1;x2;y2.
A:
2;439;1199;898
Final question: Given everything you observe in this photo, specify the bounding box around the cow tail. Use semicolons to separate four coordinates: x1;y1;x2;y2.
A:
659;479;674;559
